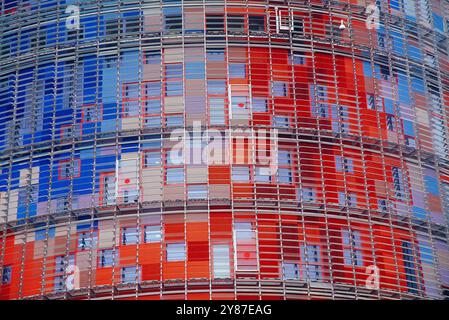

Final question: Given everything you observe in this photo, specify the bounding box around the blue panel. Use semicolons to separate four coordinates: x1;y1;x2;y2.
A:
425;176;440;196
433;13;444;33
413;206;428;220
403;120;415;137
35;226;56;241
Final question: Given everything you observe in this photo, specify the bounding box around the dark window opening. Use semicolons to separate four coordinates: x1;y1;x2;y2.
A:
249;15;265;32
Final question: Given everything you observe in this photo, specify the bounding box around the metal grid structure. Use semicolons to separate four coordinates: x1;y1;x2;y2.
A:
0;0;448;300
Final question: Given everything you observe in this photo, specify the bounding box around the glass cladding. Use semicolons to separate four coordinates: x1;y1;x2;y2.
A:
0;0;448;300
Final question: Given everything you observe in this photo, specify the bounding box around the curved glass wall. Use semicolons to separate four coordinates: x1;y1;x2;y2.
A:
0;0;448;300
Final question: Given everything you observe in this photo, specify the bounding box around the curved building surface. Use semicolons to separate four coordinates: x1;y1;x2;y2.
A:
0;0;449;300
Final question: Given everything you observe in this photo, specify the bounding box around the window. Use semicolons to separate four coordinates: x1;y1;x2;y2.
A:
255;167;271;183
300;245;321;282
30;30;47;48
213;244;231;278
234;222;257;271
101;173;116;205
232;166;250;182
272;81;288;97
55;255;75;274
144;82;162;125
99;249;117;268
249;15;265;32
206;15;225;32
166;167;184;184
165;63;183;97
67;27;84;42
387;115;396;131
54;276;66;292
367;94;382;111
207;80;226;95
144;50;161;65
252;98;268;112
105;19;120;37
378;199;388;213
283;262;299;280
54;254;75;291
277;168;292;184
145;100;161;115
342;229;363;267
60;125;76;140
164;7;182;33
188;185;207;200
165;150;184;184
310;85;328;118
165;82;183;97
235;222;254;241
231;96;248;120
332;105;350;134
145;117;162;128
82;105;99;123
167;243;186;262
392;166;404;198
1;266;11;285
209;98;225;125
8;120;22;148
332;105;349;122
231;96;247;111
339;192;357;207
18;185;38;206
206;48;225;61
292;16;304;34
59;160;80;180
335;156;354;173
227;15;244;32
122;189;138;204
60;194;79;212
122;227;138;245
123;101;140;117
291;52;306;65
278;150;291;165
166;115;184;127
299;188;316;203
229;63;246;79
125;16;140;34
144;225;161;243
121;266;139;284
104;57;117;69
78;232;97;250
144;151;161;167
402;241;419;294
145;82;161;97
273;116;289;128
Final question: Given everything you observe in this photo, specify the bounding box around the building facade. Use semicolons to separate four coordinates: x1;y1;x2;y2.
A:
0;0;448;300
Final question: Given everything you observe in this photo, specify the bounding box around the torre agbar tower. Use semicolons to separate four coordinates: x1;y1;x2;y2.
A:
0;0;449;301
